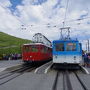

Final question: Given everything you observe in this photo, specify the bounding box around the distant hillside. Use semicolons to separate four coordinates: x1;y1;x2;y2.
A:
0;32;31;56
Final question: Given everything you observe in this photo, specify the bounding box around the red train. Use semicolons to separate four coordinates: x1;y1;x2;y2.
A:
22;43;52;63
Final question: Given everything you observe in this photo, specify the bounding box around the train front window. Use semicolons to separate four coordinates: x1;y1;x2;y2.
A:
23;46;30;52
55;43;64;51
66;43;76;51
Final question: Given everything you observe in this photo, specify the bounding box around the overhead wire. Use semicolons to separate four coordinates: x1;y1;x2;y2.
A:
63;0;69;27
20;0;90;30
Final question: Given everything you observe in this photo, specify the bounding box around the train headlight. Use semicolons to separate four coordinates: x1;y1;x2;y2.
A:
55;55;57;59
74;56;76;60
30;56;32;58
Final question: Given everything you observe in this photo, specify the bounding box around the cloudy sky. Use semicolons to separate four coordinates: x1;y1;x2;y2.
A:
0;0;90;50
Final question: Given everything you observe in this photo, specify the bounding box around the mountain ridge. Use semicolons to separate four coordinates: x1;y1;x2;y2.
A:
0;31;31;58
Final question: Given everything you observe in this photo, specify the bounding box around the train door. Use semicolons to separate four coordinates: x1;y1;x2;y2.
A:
22;45;31;60
30;45;39;61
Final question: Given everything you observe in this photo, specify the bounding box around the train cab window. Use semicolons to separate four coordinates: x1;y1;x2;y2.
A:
41;46;48;53
55;43;64;51
66;43;76;51
23;46;30;52
31;46;38;52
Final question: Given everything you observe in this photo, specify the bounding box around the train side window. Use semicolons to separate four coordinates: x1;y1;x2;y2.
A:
44;47;48;53
66;43;76;51
55;43;64;51
31;46;38;52
78;43;81;52
41;47;44;53
23;46;30;52
41;47;48;53
47;47;50;53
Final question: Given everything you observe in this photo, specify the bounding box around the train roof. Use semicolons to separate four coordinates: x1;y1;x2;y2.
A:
23;43;52;48
53;39;79;43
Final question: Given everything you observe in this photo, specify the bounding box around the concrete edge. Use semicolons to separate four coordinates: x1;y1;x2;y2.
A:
34;61;52;73
80;66;90;74
44;63;53;74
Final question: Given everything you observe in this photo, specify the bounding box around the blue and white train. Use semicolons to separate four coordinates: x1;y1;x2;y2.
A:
52;39;83;68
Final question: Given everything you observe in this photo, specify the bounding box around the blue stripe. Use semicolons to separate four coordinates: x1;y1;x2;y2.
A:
53;52;82;55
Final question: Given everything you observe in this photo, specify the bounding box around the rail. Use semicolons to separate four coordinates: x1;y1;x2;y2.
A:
74;72;88;90
0;65;36;85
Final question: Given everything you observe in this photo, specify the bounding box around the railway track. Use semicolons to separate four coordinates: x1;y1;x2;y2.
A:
0;65;36;85
0;61;53;86
74;72;88;90
52;70;88;90
0;64;28;76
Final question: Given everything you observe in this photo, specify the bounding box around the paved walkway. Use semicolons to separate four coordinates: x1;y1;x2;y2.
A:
0;60;23;72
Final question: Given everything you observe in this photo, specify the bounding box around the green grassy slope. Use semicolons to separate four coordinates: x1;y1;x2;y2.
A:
0;32;31;56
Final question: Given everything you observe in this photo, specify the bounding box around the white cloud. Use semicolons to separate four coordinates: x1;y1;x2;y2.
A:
0;2;21;36
0;0;12;8
0;0;90;50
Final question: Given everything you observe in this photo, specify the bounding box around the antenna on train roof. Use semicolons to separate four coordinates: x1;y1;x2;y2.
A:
60;27;70;40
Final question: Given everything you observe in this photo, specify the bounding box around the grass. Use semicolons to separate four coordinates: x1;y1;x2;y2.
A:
0;31;31;58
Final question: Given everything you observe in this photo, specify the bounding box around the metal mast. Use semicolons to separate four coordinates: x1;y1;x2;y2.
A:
60;27;70;40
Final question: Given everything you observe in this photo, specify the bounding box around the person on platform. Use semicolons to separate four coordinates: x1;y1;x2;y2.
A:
88;53;90;67
84;53;88;67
